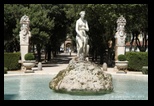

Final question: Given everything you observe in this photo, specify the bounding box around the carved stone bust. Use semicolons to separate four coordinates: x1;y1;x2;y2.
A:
19;15;31;45
115;15;126;47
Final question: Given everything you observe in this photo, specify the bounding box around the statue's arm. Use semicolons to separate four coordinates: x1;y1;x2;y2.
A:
78;20;89;31
85;21;89;31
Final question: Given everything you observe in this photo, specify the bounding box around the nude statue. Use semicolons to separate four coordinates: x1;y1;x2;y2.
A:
75;11;90;61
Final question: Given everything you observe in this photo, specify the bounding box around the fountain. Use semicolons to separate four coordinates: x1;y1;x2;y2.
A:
49;58;113;95
4;74;148;100
49;11;114;95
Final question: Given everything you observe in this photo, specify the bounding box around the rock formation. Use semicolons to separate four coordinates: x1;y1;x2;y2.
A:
49;58;113;95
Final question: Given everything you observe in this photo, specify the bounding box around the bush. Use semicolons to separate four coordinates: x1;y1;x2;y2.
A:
126;52;148;71
118;54;127;61
24;53;35;60
4;67;8;74
142;66;148;74
4;52;21;70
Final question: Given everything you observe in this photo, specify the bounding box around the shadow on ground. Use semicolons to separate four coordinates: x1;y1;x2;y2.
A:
36;54;74;67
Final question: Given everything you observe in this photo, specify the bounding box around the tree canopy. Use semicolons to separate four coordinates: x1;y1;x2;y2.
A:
4;4;148;63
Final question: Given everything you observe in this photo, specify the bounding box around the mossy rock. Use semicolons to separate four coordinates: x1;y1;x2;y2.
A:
49;58;114;95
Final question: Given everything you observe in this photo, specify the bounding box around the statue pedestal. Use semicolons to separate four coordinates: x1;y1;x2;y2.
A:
49;58;113;94
115;46;125;61
20;44;29;62
117;46;125;56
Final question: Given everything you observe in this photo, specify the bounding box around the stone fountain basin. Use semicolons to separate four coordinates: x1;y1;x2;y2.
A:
115;61;128;69
23;60;36;69
4;74;148;100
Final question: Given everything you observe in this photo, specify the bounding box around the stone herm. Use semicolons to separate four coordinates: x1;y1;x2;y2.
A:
19;15;31;62
114;15;127;61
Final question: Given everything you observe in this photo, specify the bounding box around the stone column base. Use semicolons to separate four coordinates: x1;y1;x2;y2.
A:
20;45;29;62
117;46;125;56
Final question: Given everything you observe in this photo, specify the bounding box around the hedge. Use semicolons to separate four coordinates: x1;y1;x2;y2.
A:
4;52;21;70
4;67;8;74
118;54;127;61
25;53;35;60
126;52;148;71
142;66;148;74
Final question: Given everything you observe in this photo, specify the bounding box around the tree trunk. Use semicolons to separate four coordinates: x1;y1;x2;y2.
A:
37;44;41;62
91;47;95;62
99;46;105;65
45;44;51;61
135;31;147;52
130;32;135;52
100;53;103;64
32;44;34;54
94;50;97;62
47;49;51;61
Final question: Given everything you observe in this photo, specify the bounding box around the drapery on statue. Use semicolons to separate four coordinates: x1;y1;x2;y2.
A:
19;15;31;45
75;11;90;61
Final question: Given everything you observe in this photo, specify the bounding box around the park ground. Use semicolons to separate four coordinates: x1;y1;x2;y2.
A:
4;52;144;76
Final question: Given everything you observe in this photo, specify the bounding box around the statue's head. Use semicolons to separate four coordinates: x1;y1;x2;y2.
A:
20;15;30;25
79;11;85;19
23;28;28;35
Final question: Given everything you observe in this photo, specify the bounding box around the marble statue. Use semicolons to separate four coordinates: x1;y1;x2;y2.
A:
49;12;114;94
75;11;90;61
19;15;31;62
114;15;127;61
19;15;31;45
115;15;126;47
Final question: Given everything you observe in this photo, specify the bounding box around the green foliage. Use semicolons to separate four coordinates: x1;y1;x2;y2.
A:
126;52;148;71
4;67;8;74
118;54;127;61
24;53;35;60
4;52;21;70
4;4;148;62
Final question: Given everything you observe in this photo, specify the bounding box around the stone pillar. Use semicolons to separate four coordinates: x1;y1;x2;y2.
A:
19;15;31;69
20;44;29;62
116;47;125;57
114;15;126;61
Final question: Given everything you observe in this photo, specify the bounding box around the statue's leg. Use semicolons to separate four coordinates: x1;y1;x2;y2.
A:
76;41;79;57
84;45;89;61
83;37;87;58
76;36;79;57
86;44;89;56
77;38;83;59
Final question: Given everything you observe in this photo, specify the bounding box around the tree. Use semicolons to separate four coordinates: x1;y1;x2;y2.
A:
4;4;27;52
27;4;54;62
41;4;69;60
4;4;148;64
85;4;148;64
126;4;148;52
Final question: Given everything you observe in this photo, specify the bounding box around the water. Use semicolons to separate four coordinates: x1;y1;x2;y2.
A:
4;74;148;100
